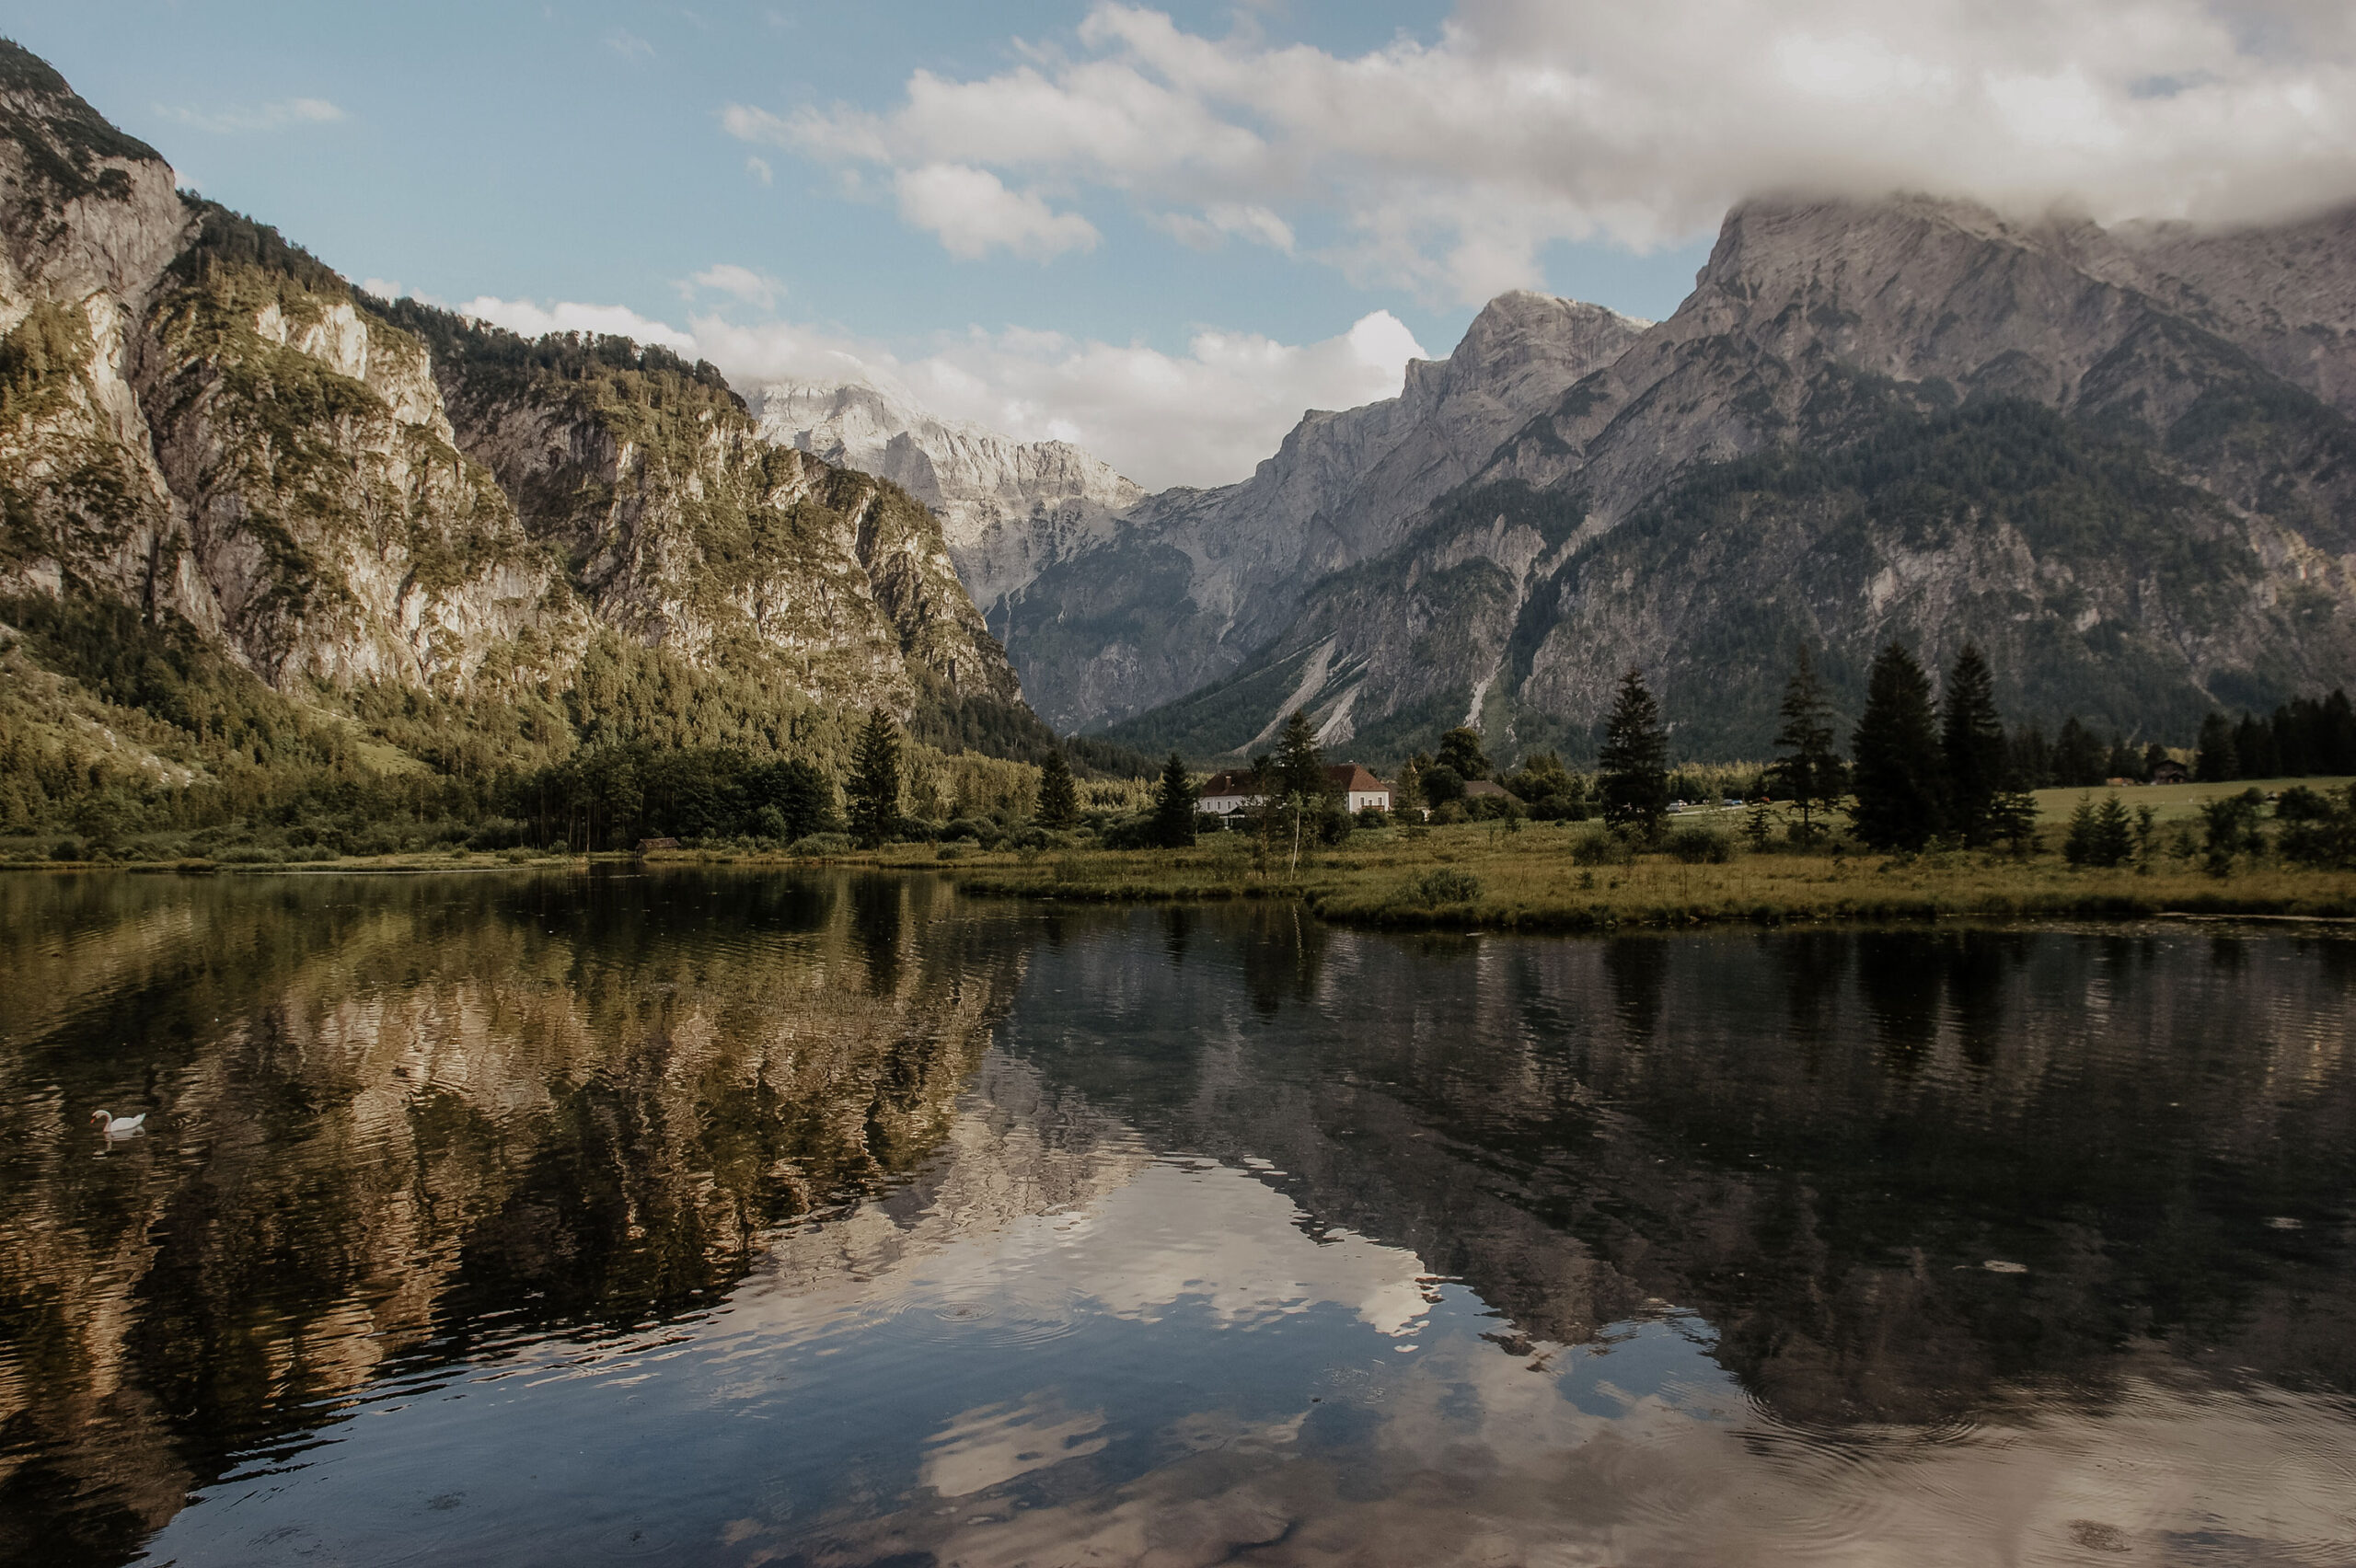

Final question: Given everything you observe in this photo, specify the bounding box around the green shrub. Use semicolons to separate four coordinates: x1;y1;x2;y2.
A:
1569;828;1632;866
1664;824;1733;863
1407;868;1482;906
787;832;854;857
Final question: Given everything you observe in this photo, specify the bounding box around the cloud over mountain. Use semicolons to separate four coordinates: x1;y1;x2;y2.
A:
451;291;1426;490
739;0;2356;305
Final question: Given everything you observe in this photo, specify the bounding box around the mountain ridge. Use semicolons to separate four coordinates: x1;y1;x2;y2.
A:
1093;193;2356;763
0;39;1050;847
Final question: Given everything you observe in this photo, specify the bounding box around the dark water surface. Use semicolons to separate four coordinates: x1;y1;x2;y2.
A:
3;870;2353;1567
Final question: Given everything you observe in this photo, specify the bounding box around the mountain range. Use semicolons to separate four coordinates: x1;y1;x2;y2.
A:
769;192;2356;764
4;30;2352;801
0;39;1045;833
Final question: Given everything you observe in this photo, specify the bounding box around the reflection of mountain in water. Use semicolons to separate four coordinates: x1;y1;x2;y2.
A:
0;870;1027;1567
998;910;2356;1424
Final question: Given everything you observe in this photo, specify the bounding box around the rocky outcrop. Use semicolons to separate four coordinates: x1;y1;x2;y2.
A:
1100;195;2356;760
753;378;1143;624
1000;294;1648;730
0;40;1034;751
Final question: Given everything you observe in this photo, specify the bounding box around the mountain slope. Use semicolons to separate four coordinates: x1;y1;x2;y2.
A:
1103;196;2356;762
0;38;1049;843
998;293;1648;731
753;378;1143;624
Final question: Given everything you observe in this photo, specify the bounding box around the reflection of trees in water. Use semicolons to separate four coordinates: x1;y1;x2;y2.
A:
1242;904;1325;1017
1603;937;1667;1041
0;870;1025;1568
1002;917;2356;1428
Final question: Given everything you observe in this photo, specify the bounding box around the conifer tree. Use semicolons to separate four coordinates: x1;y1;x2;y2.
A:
1770;641;1842;837
1598;667;1669;840
1276;710;1326;801
1035;745;1079;829
2195;713;2239;782
848;706;901;847
1940;642;2006;846
1150;752;1197;848
1850;642;1945;850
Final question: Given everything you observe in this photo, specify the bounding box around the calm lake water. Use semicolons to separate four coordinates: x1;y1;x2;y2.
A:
2;870;2353;1567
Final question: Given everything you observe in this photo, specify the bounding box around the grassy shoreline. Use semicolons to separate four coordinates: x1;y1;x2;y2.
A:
930;828;2356;931
13;800;2353;934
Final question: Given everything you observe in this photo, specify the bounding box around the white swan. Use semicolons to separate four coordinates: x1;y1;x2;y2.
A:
89;1109;147;1136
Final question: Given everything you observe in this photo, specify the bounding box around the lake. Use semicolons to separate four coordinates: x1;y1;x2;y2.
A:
2;869;2352;1567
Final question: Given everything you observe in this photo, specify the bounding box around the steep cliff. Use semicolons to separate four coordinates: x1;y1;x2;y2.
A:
1102;196;2356;761
998;294;1648;731
0;38;1047;836
753;378;1143;625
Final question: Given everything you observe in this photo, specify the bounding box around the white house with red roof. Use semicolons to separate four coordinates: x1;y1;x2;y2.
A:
1196;764;1392;814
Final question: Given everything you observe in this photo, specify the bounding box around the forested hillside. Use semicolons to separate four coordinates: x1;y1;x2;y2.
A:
0;39;1057;857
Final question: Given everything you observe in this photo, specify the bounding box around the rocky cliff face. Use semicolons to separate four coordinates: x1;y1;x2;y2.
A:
753;378;1143;626
999;294;1648;731
1101;195;2356;761
0;40;1035;772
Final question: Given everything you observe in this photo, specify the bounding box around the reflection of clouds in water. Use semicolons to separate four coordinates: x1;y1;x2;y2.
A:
742;1055;1438;1344
921;1393;1108;1498
729;1068;2356;1567
913;1346;2356;1567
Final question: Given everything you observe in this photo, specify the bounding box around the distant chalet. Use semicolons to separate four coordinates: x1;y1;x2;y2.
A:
1197;764;1392;814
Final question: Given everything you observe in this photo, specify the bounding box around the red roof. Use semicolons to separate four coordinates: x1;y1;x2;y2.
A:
1197;764;1390;797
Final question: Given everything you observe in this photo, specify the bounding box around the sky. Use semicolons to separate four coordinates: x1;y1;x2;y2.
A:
6;1;2354;490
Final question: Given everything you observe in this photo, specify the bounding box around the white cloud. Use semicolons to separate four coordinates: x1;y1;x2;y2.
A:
745;155;774;186
606;29;654;62
681;263;786;309
742;0;2356;304
435;271;1424;488
454;295;699;352
156;98;346;134
689;306;1425;489
1156;202;1295;254
891;164;1100;261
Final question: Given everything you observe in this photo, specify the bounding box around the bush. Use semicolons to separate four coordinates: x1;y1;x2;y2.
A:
50;837;83;861
2278;783;2356;869
787;832;854;858
1663;824;1733;863
2274;785;2334;822
1407;868;1481;906
941;817;985;842
935;843;966;861
1569;828;1632;866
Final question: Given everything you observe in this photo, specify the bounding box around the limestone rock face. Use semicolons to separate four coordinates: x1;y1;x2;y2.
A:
1097;195;2356;762
753;379;1143;624
0;40;1026;737
1000;294;1649;730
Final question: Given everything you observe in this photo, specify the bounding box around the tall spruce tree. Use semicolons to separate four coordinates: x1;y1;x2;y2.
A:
1598;667;1669;839
848;706;902;847
1770;641;1842;837
1940;642;2007;846
1035;745;1079;829
1850;642;1945;850
1150;752;1197;847
1276;710;1326;801
2195;712;2239;781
